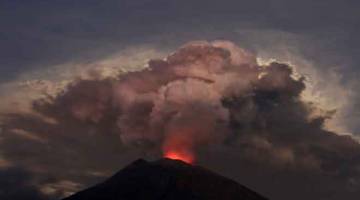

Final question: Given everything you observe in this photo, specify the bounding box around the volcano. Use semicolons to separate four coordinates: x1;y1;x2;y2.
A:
62;158;268;200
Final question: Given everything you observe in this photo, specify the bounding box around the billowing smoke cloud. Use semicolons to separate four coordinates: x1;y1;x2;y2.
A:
112;41;258;161
1;40;360;199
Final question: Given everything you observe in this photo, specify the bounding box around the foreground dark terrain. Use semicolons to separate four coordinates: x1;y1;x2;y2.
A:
63;158;268;200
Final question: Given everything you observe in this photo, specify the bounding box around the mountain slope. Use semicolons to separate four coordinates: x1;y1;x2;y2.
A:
63;158;268;200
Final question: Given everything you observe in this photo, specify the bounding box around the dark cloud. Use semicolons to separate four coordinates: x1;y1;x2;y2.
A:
1;41;360;199
0;167;48;200
1;0;360;83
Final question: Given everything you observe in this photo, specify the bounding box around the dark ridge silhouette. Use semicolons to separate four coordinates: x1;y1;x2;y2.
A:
62;158;268;200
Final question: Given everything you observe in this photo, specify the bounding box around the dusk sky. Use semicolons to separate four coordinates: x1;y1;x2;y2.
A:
1;1;360;200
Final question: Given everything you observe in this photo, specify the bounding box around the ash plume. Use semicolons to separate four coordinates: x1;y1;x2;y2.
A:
1;40;360;199
15;40;360;165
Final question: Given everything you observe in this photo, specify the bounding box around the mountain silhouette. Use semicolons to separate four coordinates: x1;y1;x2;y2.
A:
63;158;268;200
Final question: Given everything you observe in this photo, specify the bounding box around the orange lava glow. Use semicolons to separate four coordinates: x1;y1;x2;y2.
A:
164;150;194;164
